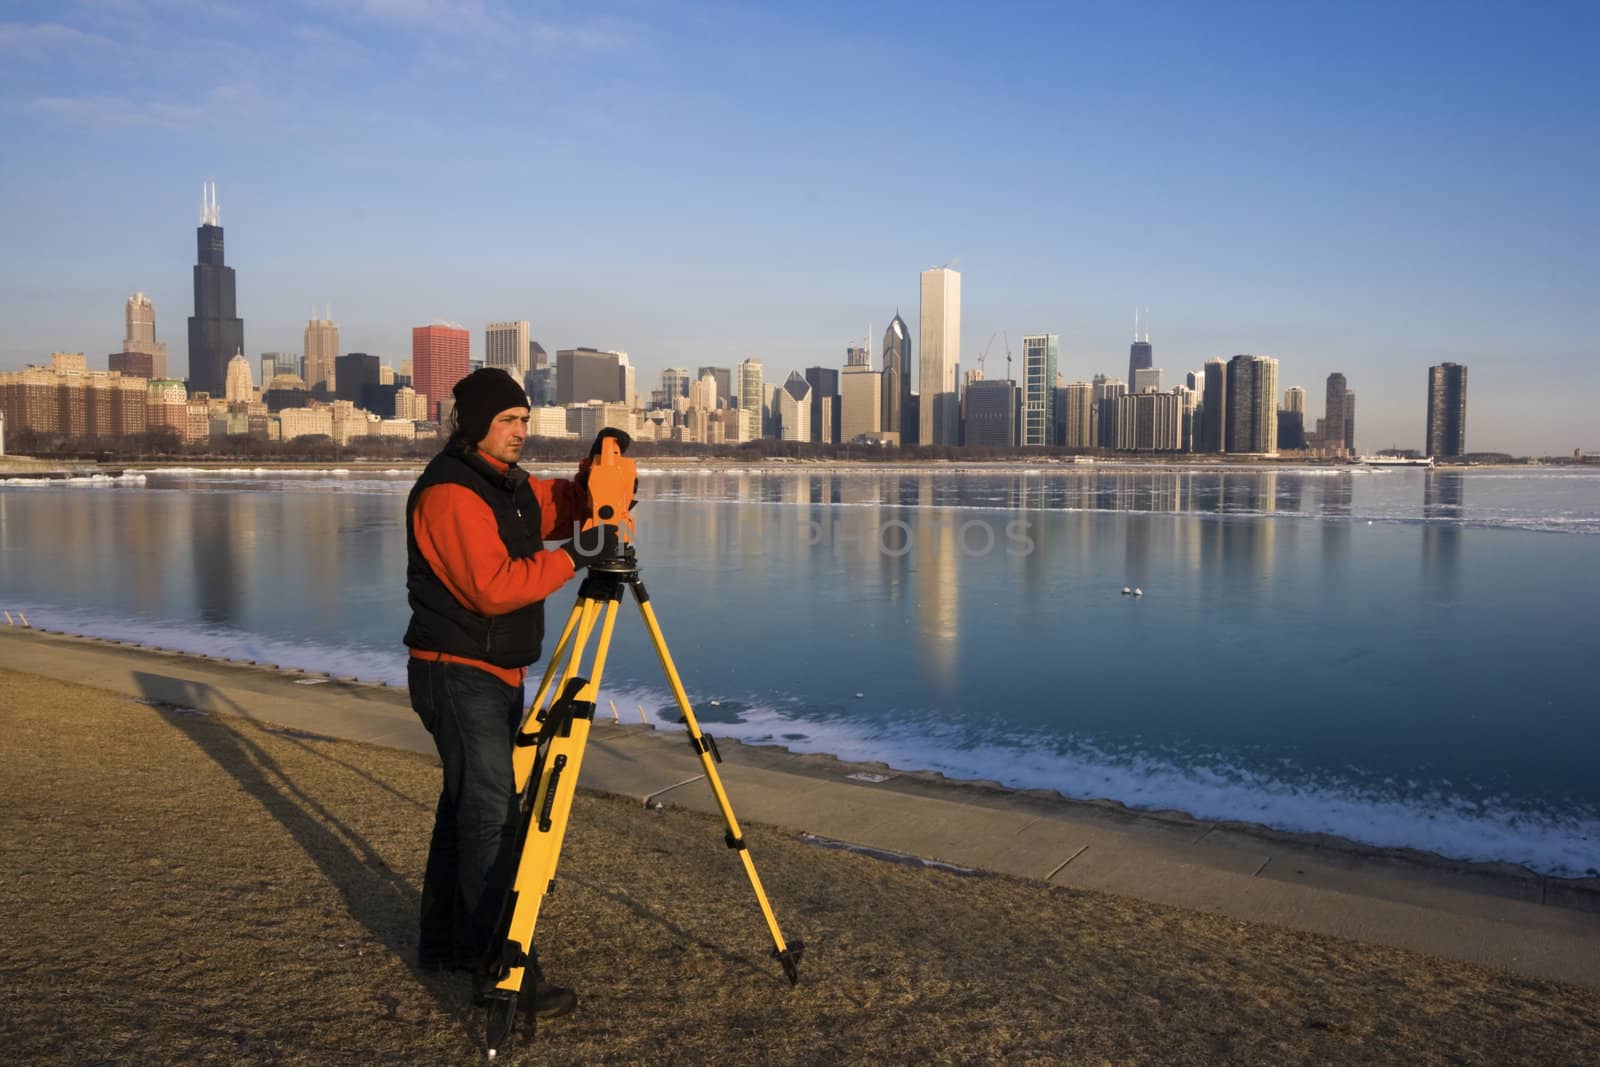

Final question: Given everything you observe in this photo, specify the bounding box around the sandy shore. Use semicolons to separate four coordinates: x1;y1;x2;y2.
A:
2;668;1596;1065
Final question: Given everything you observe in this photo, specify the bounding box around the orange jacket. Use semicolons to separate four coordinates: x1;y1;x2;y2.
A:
408;450;588;686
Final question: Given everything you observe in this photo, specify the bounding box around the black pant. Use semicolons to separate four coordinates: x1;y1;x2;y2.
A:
408;657;524;968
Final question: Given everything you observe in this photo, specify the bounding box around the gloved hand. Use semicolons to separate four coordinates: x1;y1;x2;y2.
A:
561;523;623;571
576;427;633;490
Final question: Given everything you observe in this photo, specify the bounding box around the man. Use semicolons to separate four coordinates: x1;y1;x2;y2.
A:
403;367;624;1020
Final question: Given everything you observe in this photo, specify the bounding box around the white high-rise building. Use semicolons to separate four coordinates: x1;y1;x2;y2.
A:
224;349;253;404
617;352;637;410
919;267;961;445
1283;385;1306;413
774;372;811;442
304;315;340;392
690;373;718;412
485;321;531;378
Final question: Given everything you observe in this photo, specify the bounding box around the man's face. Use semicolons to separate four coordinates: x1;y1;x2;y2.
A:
479;407;531;464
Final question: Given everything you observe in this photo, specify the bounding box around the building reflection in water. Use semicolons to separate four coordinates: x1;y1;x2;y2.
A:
190;494;250;624
1314;471;1353;577
1421;471;1464;596
912;474;960;700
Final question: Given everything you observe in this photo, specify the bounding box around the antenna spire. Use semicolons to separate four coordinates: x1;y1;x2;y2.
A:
200;179;220;226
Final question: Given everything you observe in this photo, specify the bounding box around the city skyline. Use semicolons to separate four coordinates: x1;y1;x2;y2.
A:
1;2;1594;454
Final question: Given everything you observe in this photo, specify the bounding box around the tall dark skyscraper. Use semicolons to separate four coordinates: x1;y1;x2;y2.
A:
1200;358;1228;452
186;181;244;397
881;312;912;443
1426;363;1468;457
1324;372;1348;455
1225;354;1279;454
1128;310;1153;389
805;366;840;444
962;379;1018;447
335;352;380;404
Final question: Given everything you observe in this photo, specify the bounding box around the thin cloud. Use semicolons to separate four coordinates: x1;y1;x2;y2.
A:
311;0;640;52
26;82;265;130
28;93;209;129
0;21;118;51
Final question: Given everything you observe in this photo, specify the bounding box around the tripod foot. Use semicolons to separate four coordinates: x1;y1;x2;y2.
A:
774;940;805;985
484;995;517;1059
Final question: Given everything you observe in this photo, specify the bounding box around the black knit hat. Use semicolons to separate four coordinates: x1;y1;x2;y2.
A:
451;368;528;444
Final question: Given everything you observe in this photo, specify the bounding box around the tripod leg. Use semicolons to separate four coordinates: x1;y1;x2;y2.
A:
629;585;804;984
483;592;627;1054
514;597;586;792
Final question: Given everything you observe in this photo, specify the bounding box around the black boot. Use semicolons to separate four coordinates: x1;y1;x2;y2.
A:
521;951;578;1020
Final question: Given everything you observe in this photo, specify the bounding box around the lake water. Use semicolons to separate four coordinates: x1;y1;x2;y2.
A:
2;464;1597;878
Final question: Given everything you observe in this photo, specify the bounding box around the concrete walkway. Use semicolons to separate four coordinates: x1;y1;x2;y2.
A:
3;625;1597;989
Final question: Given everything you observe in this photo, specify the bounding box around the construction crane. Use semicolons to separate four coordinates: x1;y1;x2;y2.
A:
977;330;1013;381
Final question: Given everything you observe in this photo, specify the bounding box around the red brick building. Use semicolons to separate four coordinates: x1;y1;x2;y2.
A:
411;324;470;424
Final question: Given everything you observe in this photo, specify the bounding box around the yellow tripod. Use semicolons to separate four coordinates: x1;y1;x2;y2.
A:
480;544;803;1056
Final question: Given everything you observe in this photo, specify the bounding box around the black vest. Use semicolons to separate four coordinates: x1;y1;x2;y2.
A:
403;445;546;668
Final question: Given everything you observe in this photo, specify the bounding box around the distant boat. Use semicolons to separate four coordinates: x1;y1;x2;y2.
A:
1358;455;1434;467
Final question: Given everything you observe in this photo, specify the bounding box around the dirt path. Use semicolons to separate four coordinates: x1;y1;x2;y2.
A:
2;669;1594;1065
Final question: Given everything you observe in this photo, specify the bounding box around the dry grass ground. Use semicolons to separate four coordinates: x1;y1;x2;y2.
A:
1;668;1596;1065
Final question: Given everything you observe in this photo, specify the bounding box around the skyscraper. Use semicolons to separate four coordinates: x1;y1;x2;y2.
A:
1021;334;1058;447
122;292;168;379
696;366;732;407
805;366;840;444
556;348;624;405
304;314;340;393
840;363;882;443
336;352;380;405
881;312;911;445
738;359;764;438
661;368;691;405
1200;359;1229;452
1225;355;1279;454
1093;375;1127;448
1063;381;1094;448
486;321;531;378
919;267;960;446
224;350;253;405
412;324;470;422
690;372;719;412
1128;310;1153;390
1426;363;1468;457
186;181;244;397
776;371;811;442
1115;391;1182;451
963;380;1018;447
1132;367;1162;394
1343;391;1357;453
1283;385;1306;413
1324;373;1348;456
260;352;297;383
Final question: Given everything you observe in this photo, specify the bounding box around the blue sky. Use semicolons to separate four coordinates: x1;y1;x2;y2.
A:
1;0;1595;453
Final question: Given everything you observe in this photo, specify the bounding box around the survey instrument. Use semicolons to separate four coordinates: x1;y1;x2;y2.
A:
480;437;802;1056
